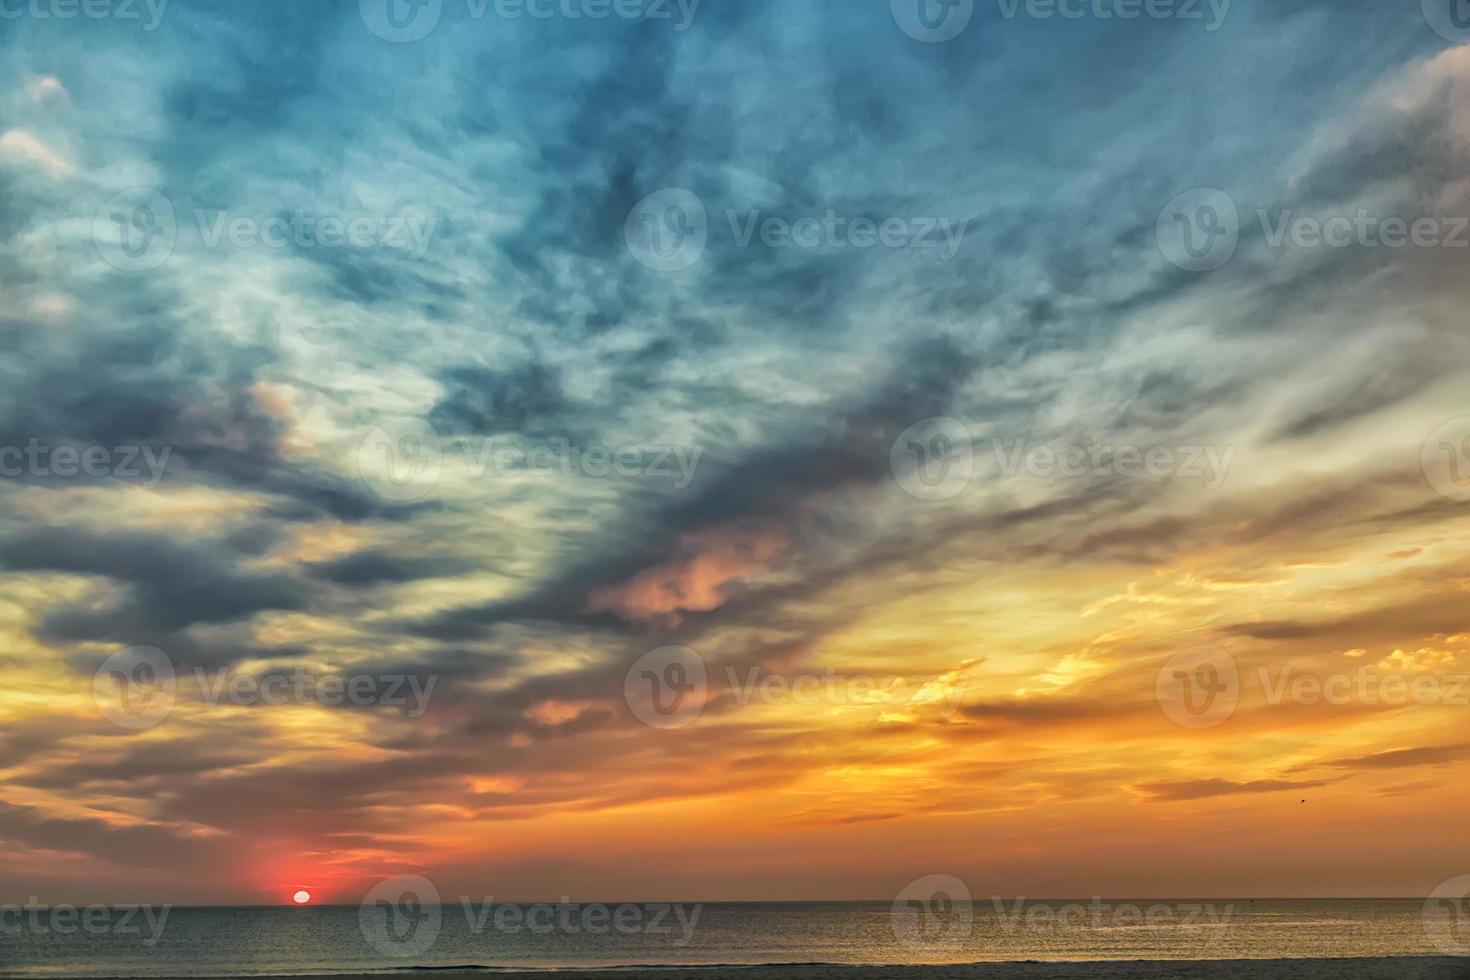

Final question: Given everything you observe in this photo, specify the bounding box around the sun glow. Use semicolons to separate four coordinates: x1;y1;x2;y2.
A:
292;890;311;905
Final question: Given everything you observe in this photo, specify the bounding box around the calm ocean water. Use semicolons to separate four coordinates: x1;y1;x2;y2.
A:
0;900;1452;977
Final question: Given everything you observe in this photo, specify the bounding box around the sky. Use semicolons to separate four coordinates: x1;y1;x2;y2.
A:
1;0;1469;906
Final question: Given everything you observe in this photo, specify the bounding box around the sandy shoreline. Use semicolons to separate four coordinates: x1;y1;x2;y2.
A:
151;959;1470;980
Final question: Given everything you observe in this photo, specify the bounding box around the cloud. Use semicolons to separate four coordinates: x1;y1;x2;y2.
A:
0;527;308;643
586;529;787;624
2;0;1469;905
416;333;978;638
430;362;575;437
23;75;67;103
1135;778;1341;803
958;696;1135;728
1313;743;1470;772
307;549;467;587
0;129;72;175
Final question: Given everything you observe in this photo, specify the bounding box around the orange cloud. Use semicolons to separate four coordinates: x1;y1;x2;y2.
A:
587;530;788;624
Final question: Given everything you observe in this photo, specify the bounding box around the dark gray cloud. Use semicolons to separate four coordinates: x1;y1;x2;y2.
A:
430;362;575;437
1222;591;1470;645
0;286;410;522
0;528;309;665
308;549;468;586
416;333;977;637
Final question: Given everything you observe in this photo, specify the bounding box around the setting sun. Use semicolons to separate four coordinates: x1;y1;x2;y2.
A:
292;891;311;905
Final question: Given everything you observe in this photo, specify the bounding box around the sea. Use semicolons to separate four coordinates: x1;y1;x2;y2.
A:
0;899;1457;977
